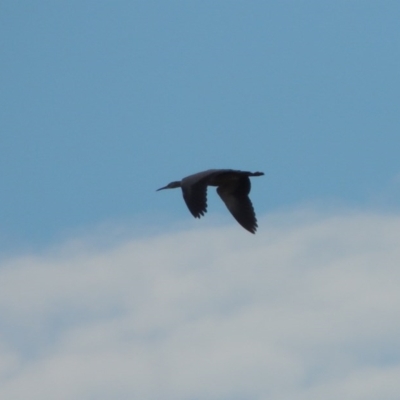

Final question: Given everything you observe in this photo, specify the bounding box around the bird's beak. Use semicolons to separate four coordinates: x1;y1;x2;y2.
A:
156;185;168;191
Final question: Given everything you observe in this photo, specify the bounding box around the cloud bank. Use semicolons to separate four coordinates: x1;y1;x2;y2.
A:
1;209;400;400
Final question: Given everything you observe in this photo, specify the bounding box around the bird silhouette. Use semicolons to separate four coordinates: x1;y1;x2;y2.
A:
157;169;264;233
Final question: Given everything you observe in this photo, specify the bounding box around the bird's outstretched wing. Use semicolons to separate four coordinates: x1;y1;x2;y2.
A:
182;182;208;218
217;177;258;233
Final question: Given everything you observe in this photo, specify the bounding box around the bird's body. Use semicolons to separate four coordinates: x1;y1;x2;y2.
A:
157;169;264;233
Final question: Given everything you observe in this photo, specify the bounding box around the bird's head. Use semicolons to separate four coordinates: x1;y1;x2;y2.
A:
156;180;181;191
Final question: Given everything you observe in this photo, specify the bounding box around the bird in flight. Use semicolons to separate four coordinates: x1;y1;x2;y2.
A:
157;169;264;233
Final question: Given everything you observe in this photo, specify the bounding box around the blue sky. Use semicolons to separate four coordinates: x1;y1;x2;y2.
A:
2;0;399;250
1;2;400;399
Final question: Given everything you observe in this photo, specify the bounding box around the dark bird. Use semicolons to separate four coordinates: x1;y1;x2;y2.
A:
157;169;264;233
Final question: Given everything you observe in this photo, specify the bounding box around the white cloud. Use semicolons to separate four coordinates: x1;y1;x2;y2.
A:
1;209;400;399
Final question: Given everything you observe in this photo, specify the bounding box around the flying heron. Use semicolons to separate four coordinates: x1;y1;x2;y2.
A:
157;169;264;233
